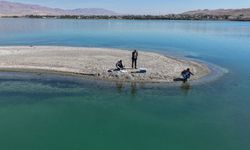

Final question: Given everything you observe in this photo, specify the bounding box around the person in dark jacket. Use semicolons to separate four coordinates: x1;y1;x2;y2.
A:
116;60;124;70
181;68;194;83
132;50;138;69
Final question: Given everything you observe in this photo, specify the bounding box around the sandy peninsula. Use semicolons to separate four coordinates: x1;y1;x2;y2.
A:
0;46;210;83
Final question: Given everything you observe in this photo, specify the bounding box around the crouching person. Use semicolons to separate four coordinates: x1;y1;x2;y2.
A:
181;68;194;83
116;60;125;70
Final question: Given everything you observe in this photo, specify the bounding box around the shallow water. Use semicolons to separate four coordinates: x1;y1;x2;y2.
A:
0;19;250;150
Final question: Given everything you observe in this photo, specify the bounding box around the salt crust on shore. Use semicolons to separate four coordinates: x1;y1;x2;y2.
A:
0;46;210;82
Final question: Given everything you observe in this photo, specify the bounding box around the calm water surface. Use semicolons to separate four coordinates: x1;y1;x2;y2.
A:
0;18;250;150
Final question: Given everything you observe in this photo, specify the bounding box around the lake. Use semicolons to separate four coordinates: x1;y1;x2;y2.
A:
0;18;250;150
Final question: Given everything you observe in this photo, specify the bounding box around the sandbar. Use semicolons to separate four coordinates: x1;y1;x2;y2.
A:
0;46;210;83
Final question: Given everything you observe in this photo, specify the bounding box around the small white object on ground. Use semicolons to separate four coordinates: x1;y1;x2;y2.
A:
120;70;127;73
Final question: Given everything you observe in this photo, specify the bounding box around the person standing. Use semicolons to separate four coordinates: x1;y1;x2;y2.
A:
132;50;138;69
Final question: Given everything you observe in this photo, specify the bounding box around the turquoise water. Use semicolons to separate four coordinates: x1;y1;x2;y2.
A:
0;18;250;150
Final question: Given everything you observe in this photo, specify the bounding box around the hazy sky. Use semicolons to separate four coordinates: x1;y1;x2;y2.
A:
6;0;250;14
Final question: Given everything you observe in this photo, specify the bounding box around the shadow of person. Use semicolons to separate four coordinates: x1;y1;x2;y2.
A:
180;83;192;96
131;82;137;97
116;82;124;93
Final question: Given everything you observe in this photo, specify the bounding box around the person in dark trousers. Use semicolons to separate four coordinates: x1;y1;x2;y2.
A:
116;60;124;70
181;68;194;83
132;50;138;69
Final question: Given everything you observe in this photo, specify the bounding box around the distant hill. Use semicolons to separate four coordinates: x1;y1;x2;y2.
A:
0;0;117;16
183;8;250;20
1;0;250;21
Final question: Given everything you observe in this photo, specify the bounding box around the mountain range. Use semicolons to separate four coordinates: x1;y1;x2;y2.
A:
183;8;250;15
1;0;250;21
182;8;250;21
0;0;117;16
